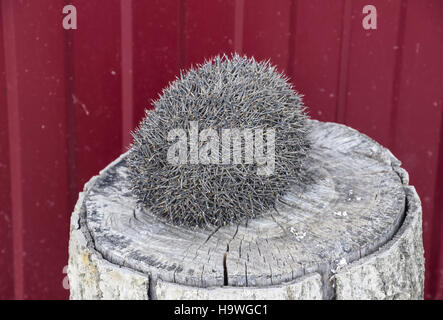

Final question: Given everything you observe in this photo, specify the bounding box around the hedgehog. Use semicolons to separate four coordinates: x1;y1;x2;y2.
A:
127;54;311;228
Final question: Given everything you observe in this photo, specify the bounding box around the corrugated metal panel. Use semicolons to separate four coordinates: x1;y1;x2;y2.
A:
2;0;71;299
1;0;442;299
0;1;14;299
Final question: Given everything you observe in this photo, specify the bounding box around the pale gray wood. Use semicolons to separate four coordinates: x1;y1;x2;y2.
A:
154;274;323;300
68;185;151;300
68;120;424;299
334;186;424;299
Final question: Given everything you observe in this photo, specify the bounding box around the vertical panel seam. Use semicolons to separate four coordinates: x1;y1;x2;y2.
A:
287;0;297;80
64;0;77;211
121;0;134;151
178;0;187;70
234;0;245;54
335;0;352;124
2;0;24;300
431;107;443;299
389;0;408;151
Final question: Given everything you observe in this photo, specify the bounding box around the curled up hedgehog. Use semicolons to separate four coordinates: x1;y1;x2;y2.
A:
127;54;311;228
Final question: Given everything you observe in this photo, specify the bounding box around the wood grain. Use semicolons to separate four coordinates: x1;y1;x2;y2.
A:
71;120;411;299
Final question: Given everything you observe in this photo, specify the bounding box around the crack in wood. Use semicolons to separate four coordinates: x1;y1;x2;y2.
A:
75;121;410;295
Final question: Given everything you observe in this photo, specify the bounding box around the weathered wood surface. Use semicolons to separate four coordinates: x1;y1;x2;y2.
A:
334;186;424;299
68;120;424;299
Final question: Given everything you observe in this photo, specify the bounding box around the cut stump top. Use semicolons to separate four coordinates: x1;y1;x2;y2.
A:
82;120;406;292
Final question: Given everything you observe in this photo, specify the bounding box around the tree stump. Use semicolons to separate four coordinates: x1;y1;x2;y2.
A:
67;120;424;300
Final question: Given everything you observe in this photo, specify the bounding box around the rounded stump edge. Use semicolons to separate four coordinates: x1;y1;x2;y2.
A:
67;122;425;300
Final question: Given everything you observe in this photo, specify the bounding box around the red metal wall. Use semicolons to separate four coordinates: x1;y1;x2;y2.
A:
1;0;442;299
